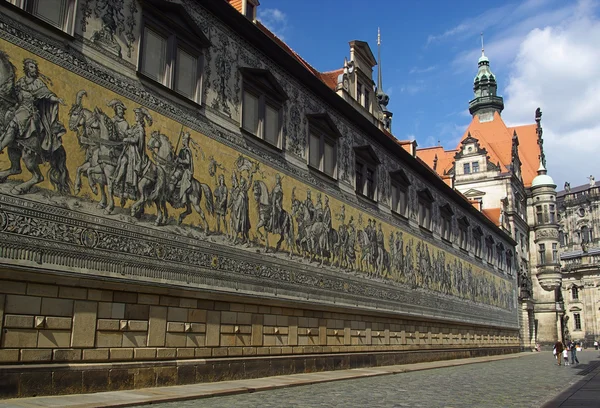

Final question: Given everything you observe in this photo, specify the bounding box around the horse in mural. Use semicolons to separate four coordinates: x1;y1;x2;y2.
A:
356;229;390;278
0;51;71;196
140;131;214;228
252;179;294;257
69;90;122;212
290;197;328;266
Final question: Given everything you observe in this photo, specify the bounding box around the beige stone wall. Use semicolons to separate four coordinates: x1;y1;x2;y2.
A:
0;269;519;366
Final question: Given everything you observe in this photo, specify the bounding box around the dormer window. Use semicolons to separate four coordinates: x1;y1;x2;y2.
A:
354;146;380;201
241;68;287;149
390;170;410;218
463;163;471;174
139;6;210;103
245;2;255;19
472;161;480;173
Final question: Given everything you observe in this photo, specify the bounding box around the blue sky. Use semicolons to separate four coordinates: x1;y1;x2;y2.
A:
257;0;600;188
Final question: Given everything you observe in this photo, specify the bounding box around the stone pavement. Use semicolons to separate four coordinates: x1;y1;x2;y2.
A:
1;351;599;408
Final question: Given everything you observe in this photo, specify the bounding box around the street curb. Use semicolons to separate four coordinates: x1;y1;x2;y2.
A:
0;352;533;408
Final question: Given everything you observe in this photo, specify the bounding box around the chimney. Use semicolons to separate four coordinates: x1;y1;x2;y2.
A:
227;0;260;22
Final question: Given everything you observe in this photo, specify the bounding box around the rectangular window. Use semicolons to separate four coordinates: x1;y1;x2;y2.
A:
539;244;546;265
175;47;198;99
549;204;556;223
308;128;337;178
364;90;370;111
242;91;259;135
264;104;280;146
473;230;482;258
391;182;408;218
574;313;581;331
418;197;432;230
140;21;204;103
472;161;480;173
31;0;66;27
141;27;168;83
497;246;504;270
440;208;452;241
536;205;543;224
366;168;375;199
552;243;558;262
506;252;512;274
245;2;255;19
463;163;471;174
356;162;363;193
486;239;494;264
357;83;363;105
459;222;468;250
572;287;579;301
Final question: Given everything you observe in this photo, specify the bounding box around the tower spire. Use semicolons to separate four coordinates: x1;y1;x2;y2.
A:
468;34;504;119
481;32;484;54
375;28;392;131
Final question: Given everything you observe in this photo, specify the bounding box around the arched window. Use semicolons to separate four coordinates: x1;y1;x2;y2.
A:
572;286;579;301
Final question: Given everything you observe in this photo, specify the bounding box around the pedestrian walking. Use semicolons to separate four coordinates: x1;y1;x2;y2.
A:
562;348;570;366
553;341;564;366
594;340;598;350
570;341;580;365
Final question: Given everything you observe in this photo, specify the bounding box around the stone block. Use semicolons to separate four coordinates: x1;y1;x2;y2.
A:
212;347;228;357
4;314;33;328
252;314;263;346
71;300;98;348
87;289;113;302
228;347;243;356
128;320;148;332
197;300;214;310
82;370;109;393
96;332;122;348
243;347;257;356
108;368;135;391
244;304;259;313
0;349;19;362
59;286;87;300
194;347;212;357
214;301;229;311
188;309;207;323
220;333;235;347
45;316;72;330
179;298;197;308
166;333;186;347
156;348;176;359
53;349;82;361
21;349;52;362
110;348;133;360
237;312;252;325
0;372;19;399
156;366;177;386
177;348;195;358
123;332;147;347
52;370;82;395
27;283;58;297
21;371;52;397
264;314;277;326
190;323;206;332
205;310;221;346
125;304;150;320
160;296;179;306
221;311;237;324
147;306;167;347
5;294;41;315
1;280;26;295
135;367;156;388
177;365;196;385
42;297;73;317
2;329;37;348
186;333;206;347
113;291;137;304
134;348;157;359
167;306;187;322
83;348;109;361
167;322;185;332
97;319;120;331
138;293;160;305
38;330;71;348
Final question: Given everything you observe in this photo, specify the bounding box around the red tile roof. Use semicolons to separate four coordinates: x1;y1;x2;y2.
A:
320;69;344;91
415;146;457;176
482;208;501;226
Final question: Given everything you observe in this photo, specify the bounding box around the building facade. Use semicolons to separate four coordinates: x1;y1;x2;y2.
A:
557;179;600;345
417;47;563;348
0;0;518;398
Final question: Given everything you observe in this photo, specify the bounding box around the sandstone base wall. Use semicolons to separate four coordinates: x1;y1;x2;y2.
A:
0;268;520;398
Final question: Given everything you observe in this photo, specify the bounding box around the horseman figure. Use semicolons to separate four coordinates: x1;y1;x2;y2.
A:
0;56;71;195
170;132;194;205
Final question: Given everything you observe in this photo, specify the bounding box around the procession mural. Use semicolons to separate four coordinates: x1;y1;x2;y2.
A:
0;41;514;310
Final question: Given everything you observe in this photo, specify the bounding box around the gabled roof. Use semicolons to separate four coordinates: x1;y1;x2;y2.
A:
417;112;541;187
482;208;501;226
319;68;344;91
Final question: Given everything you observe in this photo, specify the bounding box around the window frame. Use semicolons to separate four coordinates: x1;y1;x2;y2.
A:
473;227;483;258
307;115;340;179
506;251;513;275
496;243;504;270
139;12;207;104
463;162;471;175
572;286;579;301
536;205;543;225
485;236;495;264
240;69;287;150
417;189;434;231
440;204;453;242
390;170;410;219
552;243;558;263
354;146;380;202
472;161;480;173
458;217;470;251
8;0;77;34
574;313;581;331
539;243;546;265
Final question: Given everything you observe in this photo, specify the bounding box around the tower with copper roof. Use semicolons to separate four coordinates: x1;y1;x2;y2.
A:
469;34;504;121
376;28;393;132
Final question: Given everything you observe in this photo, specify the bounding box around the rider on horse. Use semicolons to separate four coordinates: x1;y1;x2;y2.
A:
170;132;194;205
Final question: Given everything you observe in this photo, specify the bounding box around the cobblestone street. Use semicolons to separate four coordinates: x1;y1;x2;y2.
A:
147;351;600;408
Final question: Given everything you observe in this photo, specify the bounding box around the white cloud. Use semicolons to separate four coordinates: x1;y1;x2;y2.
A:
503;0;600;187
409;65;436;75
257;8;289;40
